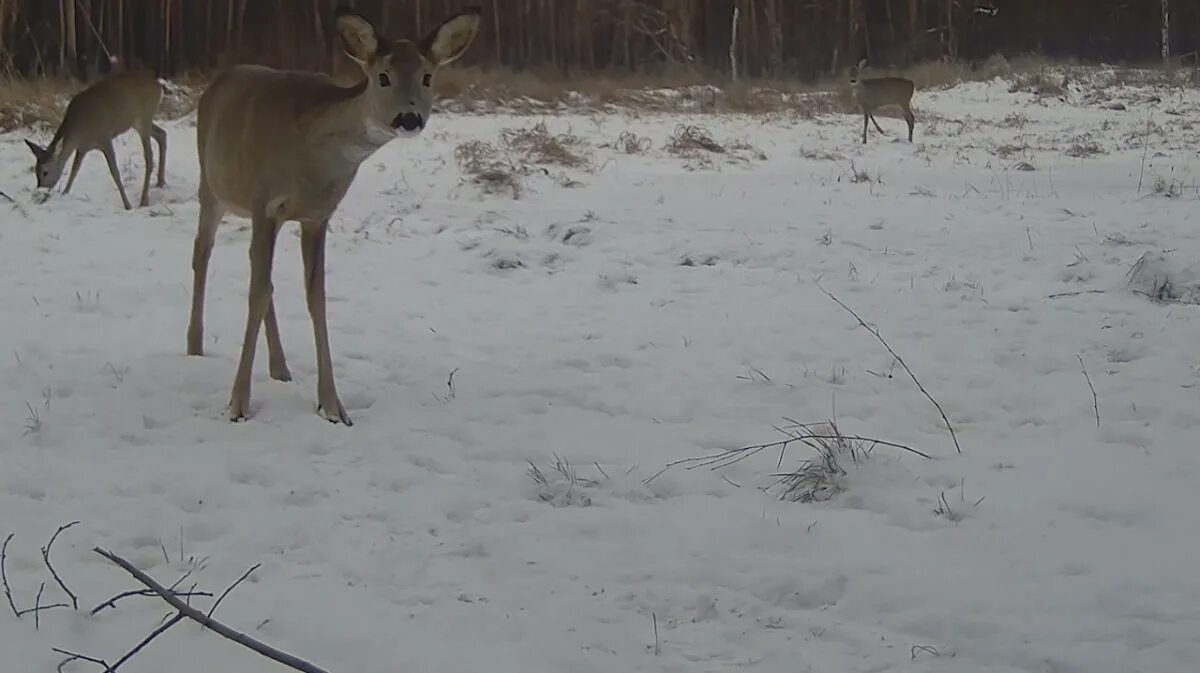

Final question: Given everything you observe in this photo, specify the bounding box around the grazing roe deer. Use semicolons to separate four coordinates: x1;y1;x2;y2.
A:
25;70;167;210
187;6;481;425
848;59;916;145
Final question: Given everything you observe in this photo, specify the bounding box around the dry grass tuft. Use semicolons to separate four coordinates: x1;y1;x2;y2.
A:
501;121;590;168
798;146;844;161
664;123;767;169
528;455;601;508
454;140;523;198
770;420;866;503
604;130;653;155
1008;69;1067;97
665;124;726;156
1064;138;1105;158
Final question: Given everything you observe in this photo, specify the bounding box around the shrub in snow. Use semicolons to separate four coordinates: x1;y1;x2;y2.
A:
1127;251;1200;305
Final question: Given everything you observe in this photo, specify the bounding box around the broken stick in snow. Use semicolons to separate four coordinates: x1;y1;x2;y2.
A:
94;548;334;673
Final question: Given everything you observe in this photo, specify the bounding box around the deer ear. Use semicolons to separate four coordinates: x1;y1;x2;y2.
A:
857;59;867;70
335;7;379;65
419;7;482;66
25;139;46;159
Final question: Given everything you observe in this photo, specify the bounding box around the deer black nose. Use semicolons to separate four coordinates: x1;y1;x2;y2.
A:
393;112;424;132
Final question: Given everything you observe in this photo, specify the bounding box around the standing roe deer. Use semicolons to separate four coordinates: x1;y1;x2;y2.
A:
25;69;167;210
187;6;481;425
848;59;916;145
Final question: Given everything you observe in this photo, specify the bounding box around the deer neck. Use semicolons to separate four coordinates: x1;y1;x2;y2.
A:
306;79;397;169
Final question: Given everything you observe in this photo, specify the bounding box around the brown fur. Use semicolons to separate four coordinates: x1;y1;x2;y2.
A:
849;60;916;145
26;70;167;209
187;7;481;425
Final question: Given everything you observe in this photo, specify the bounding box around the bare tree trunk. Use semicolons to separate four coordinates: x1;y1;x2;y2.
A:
1161;0;1170;62
729;5;739;81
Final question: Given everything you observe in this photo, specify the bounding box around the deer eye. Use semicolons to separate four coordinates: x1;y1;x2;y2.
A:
422;73;432;88
378;72;391;87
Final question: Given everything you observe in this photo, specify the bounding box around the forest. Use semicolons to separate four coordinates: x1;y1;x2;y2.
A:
0;1;1196;82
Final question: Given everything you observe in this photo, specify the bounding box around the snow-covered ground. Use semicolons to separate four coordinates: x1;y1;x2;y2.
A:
1;73;1199;672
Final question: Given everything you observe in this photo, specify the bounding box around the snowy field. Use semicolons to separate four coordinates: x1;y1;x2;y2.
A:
1;72;1199;672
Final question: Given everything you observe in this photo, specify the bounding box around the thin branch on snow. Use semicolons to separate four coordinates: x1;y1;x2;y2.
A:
2;533;19;618
42;521;81;610
206;563;261;621
91;589;214;617
1046;289;1106;300
817;283;962;454
0;189;29;217
105;613;187;672
644;424;930;485
34;582;46;630
52;648;111;673
94;548;335;673
1077;355;1100;428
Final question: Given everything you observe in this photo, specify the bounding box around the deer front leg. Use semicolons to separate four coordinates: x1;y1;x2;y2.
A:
301;220;351;426
100;140;133;210
228;209;281;422
187;184;223;356
861;111;869;144
869;114;887;135
63;150;86;195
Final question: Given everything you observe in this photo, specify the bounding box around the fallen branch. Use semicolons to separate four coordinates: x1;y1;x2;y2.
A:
95;548;334;673
1077;354;1100;428
43;522;81;610
105;613;187;672
1045;289;1106;300
818;283;962;454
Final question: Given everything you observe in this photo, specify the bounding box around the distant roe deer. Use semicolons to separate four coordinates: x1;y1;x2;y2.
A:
25;69;167;210
848;59;916;145
187;6;481;425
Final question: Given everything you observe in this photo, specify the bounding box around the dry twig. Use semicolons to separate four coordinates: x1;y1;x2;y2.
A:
91;588;213;616
2;533;18;618
95;548;334;673
42;521;81;610
52;648;110;673
818;284;961;454
1078;354;1100;427
644;421;929;486
207;563;261;621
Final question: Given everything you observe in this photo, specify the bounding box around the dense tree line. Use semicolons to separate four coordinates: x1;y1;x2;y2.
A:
0;1;1196;81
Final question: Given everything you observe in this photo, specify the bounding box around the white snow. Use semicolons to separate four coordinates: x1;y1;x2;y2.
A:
1;73;1199;672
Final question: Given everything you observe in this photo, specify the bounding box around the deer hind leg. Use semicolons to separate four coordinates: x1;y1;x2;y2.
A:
301;219;351;426
903;104;915;142
151;124;167;187
100;140;133;210
137;129;153;207
229;208;282;422
63;150;86;195
187;181;224;356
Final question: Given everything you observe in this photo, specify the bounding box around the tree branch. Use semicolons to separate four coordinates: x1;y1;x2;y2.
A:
94;549;334;673
42;522;81;610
